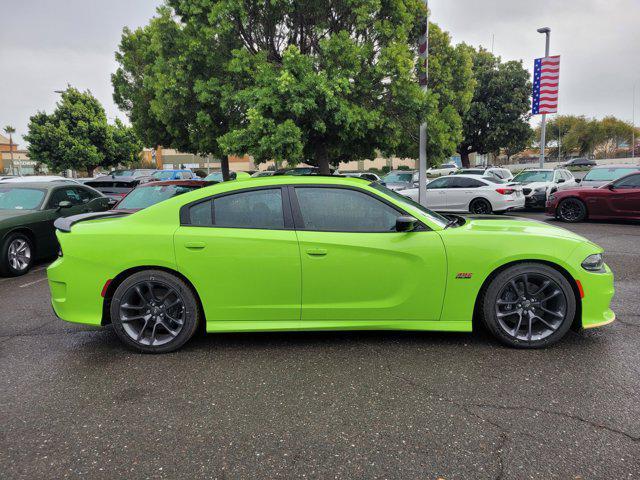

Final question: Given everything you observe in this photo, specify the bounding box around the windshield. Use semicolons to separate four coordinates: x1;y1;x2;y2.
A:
115;184;197;210
152;171;176;180
583;167;638;182
382;172;414;183
370;183;448;228
0;187;46;210
512;171;553;183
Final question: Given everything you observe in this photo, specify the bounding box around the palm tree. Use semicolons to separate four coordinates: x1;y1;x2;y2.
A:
3;125;17;175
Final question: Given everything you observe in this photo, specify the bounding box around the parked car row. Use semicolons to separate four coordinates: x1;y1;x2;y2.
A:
2;162;639;277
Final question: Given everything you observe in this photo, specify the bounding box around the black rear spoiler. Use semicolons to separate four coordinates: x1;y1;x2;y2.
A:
54;211;131;233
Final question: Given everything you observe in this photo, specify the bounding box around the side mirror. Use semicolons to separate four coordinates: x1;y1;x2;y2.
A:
396;216;418;232
575;178;581;183
413;182;419;188
107;198;118;207
57;200;72;211
607;184;616;191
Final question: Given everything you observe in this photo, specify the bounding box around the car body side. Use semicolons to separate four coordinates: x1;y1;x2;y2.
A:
47;177;614;333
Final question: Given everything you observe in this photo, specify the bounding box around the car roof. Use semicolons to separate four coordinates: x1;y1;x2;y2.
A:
519;168;555;172
590;164;640;169
0;180;79;189
137;180;212;187
209;175;371;188
447;173;490;180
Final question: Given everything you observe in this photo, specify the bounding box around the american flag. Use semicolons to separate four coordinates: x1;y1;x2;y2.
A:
532;55;560;115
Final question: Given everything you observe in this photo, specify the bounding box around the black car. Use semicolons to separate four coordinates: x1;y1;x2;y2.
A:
562;158;597;168
84;176;150;201
0;181;111;276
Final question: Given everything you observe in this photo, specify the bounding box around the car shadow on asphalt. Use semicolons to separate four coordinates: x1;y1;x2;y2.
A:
73;322;613;357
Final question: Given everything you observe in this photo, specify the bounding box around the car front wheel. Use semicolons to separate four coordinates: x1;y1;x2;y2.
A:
110;270;201;353
481;263;576;348
0;233;34;277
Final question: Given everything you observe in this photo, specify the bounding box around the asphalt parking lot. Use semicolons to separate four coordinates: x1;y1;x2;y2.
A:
1;211;638;479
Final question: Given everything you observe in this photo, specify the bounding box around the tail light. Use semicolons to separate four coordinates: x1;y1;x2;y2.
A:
496;188;516;195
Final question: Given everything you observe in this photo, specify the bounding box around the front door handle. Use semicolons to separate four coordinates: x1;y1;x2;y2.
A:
185;241;206;250
306;248;327;257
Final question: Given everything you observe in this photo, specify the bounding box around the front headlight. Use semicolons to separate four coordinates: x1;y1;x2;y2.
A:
548;194;556;202
581;253;605;272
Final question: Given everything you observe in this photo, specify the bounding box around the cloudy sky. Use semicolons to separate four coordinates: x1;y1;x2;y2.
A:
2;0;639;145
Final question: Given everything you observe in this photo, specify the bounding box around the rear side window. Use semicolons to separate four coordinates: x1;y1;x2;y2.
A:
295;187;399;232
187;188;284;229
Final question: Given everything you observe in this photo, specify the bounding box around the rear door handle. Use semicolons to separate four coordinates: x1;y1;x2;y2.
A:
306;248;327;257
185;241;206;250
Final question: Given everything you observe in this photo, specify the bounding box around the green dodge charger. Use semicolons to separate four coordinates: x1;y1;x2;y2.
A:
47;176;615;353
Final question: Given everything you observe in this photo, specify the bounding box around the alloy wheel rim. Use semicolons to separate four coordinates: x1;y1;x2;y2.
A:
119;281;185;346
559;200;581;221
8;239;31;271
495;273;567;341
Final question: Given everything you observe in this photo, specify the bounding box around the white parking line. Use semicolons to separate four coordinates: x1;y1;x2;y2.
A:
0;265;49;285
19;277;49;288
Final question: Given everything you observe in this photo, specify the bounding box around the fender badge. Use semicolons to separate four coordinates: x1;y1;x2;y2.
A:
456;272;473;279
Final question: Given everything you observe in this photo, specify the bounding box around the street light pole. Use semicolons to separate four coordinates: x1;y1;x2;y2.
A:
537;27;551;168
633;81;637;159
418;0;429;206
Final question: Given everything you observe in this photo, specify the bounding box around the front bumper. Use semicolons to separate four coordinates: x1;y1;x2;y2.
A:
578;263;615;329
524;192;547;208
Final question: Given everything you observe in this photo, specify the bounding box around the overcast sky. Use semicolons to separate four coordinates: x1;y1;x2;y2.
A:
2;0;639;145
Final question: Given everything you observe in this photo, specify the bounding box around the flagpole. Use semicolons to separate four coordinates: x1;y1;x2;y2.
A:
418;0;429;206
537;27;551;168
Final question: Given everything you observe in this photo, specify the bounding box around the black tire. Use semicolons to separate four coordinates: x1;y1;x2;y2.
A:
0;232;34;277
469;198;493;215
480;263;576;348
110;270;201;353
557;198;587;223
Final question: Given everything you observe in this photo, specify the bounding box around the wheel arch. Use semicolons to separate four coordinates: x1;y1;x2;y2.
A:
101;265;206;330
472;259;583;331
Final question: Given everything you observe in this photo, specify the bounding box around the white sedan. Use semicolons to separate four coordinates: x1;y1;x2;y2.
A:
398;174;525;214
426;162;459;177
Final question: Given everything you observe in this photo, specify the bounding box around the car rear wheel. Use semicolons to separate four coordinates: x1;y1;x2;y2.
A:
469;198;493;215
481;263;576;348
557;198;587;222
0;233;34;277
110;270;200;353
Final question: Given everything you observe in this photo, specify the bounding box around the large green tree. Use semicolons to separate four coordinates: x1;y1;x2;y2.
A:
112;1;474;177
25;86;142;176
457;47;532;167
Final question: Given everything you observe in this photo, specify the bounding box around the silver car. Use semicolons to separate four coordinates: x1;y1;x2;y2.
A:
578;165;640;188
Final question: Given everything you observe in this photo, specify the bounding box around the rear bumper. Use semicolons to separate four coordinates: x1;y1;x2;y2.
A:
47;256;105;327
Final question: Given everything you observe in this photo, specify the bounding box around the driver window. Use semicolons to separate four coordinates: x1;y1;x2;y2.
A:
47;188;83;209
426;177;453;189
295;187;400;232
614;174;640;189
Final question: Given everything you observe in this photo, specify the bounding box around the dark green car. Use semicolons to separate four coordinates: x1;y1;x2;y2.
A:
0;181;112;276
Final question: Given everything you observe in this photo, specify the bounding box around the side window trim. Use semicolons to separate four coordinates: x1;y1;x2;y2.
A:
287;184;428;233
180;186;293;230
